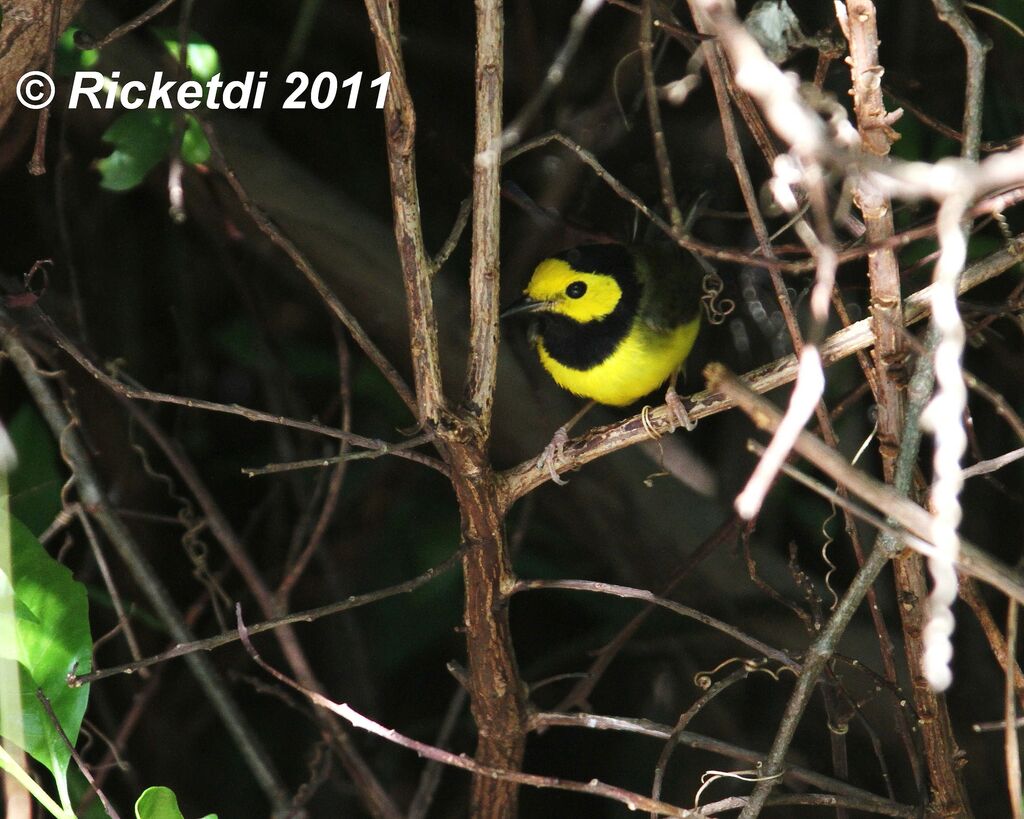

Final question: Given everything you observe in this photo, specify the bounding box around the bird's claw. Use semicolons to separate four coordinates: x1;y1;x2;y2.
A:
666;386;697;432
536;426;570;485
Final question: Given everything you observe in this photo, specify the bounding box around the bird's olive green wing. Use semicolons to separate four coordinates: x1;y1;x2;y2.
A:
632;244;704;332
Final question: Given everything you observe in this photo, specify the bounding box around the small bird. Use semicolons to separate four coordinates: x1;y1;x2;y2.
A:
503;243;703;482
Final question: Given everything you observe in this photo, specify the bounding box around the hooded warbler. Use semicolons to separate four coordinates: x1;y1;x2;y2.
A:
503;243;703;480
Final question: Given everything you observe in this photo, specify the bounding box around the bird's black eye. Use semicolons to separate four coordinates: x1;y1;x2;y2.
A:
566;281;587;299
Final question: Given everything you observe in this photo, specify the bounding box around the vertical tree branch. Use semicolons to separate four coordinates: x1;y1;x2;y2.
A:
459;1;530;813
363;0;445;422
886;3;986;812
641;0;684;232
1007;600;1022;819
363;4;529;816
839;0;904;479
838;0;930;800
453;445;529;818
693;26;913;794
464;0;505;430
932;0;990;164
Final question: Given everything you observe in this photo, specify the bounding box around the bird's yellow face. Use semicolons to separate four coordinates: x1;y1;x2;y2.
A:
523;258;623;324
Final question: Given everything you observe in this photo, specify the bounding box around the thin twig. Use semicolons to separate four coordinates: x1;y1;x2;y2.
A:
961;446;1024;480
650;667;750;818
966;372;1024;443
71;548;461;685
932;0;991;164
35;689;121;819
362;0;445;422
554;516;740;712
90;0;179;48
430;197;472;274
959;579;1024;709
512;578;799;670
241;433;443;477
275;329;353;605
641;0;683;231
202;123;420;418
501;0;605;150
1;314;290;810
236;607;700;818
531;712;917;818
75;508;146;672
1007;598;1023;819
27;0;63;175
407;687;469;819
35;307;446;473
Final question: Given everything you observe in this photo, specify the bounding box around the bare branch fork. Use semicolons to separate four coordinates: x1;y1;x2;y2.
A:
361;1;529;815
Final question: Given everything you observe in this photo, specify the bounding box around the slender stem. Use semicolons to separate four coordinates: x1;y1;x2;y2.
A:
840;0;925;797
640;0;683;231
71;549;462;685
1007;600;1022;819
513;578;798;669
743;545;892;819
363;0;445;422
0;313;290;812
532;712;918;817
202;124;419;417
932;0;990;163
464;0;505;431
35;690;121;819
0;744;73;819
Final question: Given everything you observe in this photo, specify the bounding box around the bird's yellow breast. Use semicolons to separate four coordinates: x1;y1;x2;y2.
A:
537;315;700;407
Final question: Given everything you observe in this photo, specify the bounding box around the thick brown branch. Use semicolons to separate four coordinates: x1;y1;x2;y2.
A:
451;436;530;818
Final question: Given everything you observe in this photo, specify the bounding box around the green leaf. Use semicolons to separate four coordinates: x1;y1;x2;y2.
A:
7;405;62;536
153;29;221;83
0;517;91;796
135;786;184;819
135;785;218;819
180;116;210;166
98;109;175;191
99;110;210;190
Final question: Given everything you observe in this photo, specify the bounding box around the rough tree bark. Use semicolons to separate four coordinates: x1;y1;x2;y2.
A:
0;1;87;131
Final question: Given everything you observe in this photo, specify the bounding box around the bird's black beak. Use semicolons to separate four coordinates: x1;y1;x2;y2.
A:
500;295;547;319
